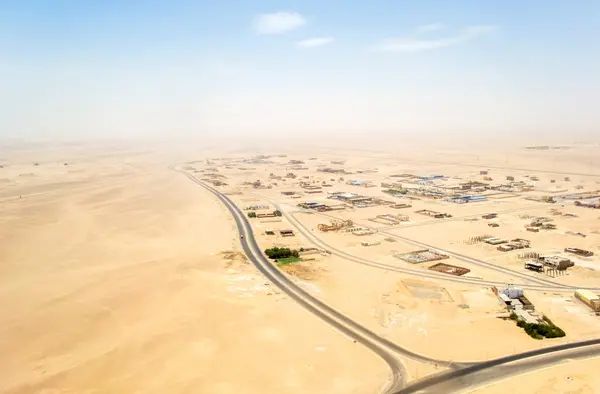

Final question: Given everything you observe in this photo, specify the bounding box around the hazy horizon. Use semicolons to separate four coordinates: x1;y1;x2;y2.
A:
2;1;599;141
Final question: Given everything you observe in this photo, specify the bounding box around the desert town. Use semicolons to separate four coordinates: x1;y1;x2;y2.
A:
180;144;600;390
2;142;600;394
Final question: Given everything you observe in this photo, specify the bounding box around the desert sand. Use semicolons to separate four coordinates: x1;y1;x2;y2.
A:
472;356;600;394
0;145;387;394
2;140;600;393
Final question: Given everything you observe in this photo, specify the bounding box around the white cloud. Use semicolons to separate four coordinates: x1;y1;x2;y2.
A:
296;37;335;48
416;23;444;34
253;12;307;35
373;24;497;53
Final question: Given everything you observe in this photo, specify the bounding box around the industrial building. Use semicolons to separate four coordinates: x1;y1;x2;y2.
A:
542;256;574;270
483;237;507;245
361;240;381;247
347;180;375;187
565;248;594;257
279;229;295;237
352;229;377;236
297;201;342;212
443;194;487;204
574;289;600;312
497;238;530;252
524;261;544;272
390;203;412;209
415;209;452;219
493;286;536;317
301;184;322;191
328;192;393;208
256;212;278;218
368;214;409;225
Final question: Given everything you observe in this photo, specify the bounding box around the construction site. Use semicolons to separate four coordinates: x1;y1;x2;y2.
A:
415;209;453;219
428;262;471;276
368;213;409;225
317;220;354;232
394;249;450;264
327;192;395;208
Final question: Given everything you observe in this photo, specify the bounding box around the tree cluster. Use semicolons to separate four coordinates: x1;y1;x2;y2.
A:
264;247;300;259
510;313;566;339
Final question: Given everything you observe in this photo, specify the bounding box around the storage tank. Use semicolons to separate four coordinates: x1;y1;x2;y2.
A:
502;286;524;299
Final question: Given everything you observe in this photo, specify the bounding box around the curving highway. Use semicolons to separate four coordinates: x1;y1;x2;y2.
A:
174;167;475;393
392;340;600;393
176;168;600;393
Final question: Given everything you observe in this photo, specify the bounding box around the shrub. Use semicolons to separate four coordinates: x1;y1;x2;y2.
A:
247;212;257;218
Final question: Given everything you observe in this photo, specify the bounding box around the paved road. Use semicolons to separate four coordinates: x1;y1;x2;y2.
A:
175;168;476;393
256;195;590;292
288;205;600;292
309;209;569;289
393;340;600;393
177;168;600;393
281;209;575;291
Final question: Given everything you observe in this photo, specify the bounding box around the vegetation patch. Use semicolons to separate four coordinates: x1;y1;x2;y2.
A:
509;312;566;339
264;247;300;259
383;188;408;195
276;256;303;266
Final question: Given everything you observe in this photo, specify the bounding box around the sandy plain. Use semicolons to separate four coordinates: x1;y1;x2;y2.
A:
2;140;600;394
473;356;600;394
0;144;387;394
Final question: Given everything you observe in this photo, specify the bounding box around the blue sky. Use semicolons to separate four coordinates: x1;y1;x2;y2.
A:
1;1;599;140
